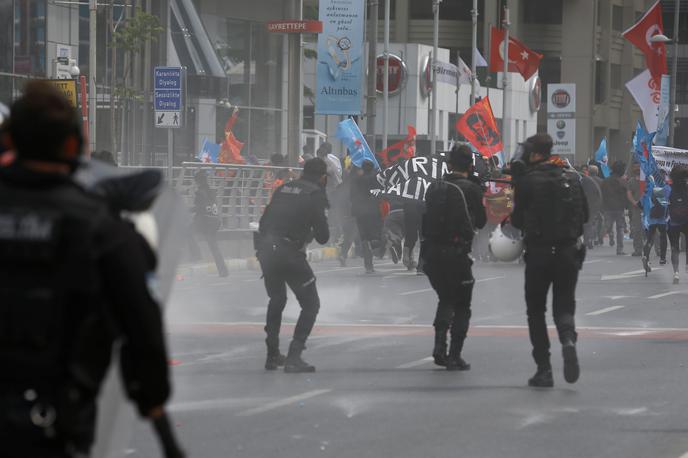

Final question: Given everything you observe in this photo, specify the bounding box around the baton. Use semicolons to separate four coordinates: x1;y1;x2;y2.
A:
152;412;186;458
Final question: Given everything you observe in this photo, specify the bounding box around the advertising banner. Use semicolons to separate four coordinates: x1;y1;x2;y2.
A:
655;74;671;146
547;83;576;157
315;0;365;115
652;146;688;173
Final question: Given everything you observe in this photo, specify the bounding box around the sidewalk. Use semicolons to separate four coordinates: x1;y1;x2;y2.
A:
178;246;340;276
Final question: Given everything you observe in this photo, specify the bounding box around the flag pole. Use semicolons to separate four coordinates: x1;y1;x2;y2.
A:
669;0;680;147
383;0;390;150
431;0;442;157
501;0;510;160
470;0;478;106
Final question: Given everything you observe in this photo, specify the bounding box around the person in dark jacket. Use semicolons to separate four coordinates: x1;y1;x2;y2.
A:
192;170;228;277
350;160;383;273
0;81;170;457
626;162;644;256
601;161;629;254
581;166;602;249
422;145;487;371
257;158;330;373
588;165;606;246
511;134;588;388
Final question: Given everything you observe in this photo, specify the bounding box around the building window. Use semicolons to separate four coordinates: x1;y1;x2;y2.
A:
377;0;395;20
410;0;484;21
523;0;562;25
595;60;606;104
13;0;47;76
610;63;621;90
204;17;284;158
612;5;623;32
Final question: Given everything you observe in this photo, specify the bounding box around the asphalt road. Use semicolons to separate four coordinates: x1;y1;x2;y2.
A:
127;244;688;458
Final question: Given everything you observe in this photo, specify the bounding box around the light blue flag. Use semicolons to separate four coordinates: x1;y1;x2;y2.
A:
595;138;609;178
197;138;220;163
336;118;380;170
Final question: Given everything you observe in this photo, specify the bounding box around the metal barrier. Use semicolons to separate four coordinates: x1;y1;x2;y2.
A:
122;162;301;231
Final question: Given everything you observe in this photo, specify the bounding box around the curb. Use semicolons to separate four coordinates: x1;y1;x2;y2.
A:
178;246;340;277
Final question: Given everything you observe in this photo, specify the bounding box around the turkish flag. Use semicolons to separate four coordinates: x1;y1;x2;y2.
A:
489;27;543;81
623;0;667;79
455;97;503;158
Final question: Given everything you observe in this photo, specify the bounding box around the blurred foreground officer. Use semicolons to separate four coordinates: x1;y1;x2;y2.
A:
256;158;329;373
422;145;486;371
0;82;170;456
511;134;588;388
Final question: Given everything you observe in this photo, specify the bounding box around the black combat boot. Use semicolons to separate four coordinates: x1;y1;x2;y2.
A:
265;338;286;370
445;341;470;371
528;366;554;387
284;340;316;373
432;329;448;367
562;340;580;384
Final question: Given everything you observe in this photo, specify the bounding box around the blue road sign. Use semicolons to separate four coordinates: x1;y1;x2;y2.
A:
154;66;183;128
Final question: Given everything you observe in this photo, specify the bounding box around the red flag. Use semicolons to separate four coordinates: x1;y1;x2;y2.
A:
623;1;667;79
455;97;503;158
219;111;245;165
489;27;543;81
376;125;417;168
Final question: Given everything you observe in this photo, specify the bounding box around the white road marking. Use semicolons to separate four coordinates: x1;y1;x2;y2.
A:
584;259;604;264
398;288;433;296
236;389;332;417
396;357;434;369
601;268;663;281
170;397;264;413
586;305;625;316
397;276;503;296
677;452;688;458
648;290;688;299
603;296;635;301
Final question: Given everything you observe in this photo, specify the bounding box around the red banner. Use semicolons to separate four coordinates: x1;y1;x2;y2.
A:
267;20;323;34
489;27;543;81
376;125;416;168
455;97;503;158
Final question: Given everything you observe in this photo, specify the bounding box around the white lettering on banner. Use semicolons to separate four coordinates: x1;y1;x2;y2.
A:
652;147;688;173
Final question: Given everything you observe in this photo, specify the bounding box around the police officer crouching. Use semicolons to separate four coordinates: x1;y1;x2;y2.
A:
422;145;486;371
256;158;330;373
0;82;171;456
510;134;588;388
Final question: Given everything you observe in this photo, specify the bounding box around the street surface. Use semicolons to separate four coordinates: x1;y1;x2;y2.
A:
129;245;688;458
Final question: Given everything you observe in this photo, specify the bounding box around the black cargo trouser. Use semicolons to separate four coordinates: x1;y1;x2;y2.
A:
524;244;581;368
258;245;320;349
356;214;383;270
644;224;668;261
423;243;475;354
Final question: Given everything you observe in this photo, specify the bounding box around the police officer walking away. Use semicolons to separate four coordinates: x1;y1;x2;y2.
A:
257;158;330;373
422;145;486;371
0;82;172;456
511;134;588;388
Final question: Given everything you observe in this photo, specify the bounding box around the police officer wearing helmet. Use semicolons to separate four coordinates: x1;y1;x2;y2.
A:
257;158;329;373
0;82;171;456
422;145;486;371
510;133;588;388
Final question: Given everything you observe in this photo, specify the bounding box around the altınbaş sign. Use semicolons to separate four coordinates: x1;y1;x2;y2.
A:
315;0;365;115
547;83;576;157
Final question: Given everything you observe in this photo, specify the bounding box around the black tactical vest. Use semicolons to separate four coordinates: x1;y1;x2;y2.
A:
0;171;110;388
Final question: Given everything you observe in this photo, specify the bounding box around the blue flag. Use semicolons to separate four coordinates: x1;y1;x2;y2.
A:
633;122;658;180
595;138;609;178
197;138;220;163
336;118;380;170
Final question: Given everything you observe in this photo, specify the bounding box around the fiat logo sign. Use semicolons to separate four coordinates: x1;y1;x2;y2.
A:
376;54;408;95
551;89;571;109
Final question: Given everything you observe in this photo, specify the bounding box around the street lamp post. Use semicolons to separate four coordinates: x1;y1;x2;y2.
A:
650;13;680;148
89;0;97;153
470;0;478;106
430;0;442;157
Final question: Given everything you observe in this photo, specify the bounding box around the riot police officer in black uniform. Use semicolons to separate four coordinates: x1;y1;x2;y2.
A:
257;158;329;373
422;145;486;371
0;82;171;456
510;133;588;388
